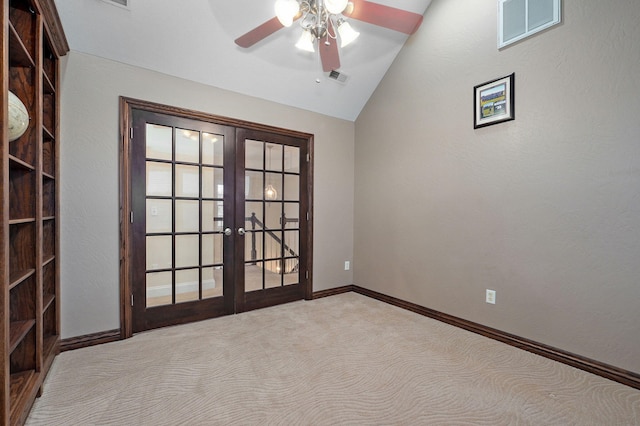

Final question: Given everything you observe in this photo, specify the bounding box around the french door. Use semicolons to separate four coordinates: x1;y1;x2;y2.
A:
127;106;311;333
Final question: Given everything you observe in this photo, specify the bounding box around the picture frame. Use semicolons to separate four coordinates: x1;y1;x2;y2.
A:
474;73;515;129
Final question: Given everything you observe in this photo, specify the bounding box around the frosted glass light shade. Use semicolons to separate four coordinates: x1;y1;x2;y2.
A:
325;0;348;14
338;21;359;47
275;0;299;27
295;30;315;52
265;184;278;200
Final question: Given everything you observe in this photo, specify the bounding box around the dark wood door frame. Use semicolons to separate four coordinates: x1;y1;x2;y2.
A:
119;97;314;338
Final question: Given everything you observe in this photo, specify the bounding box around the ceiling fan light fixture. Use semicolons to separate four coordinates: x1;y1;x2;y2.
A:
295;29;316;52
324;0;349;15
275;0;300;27
338;20;359;47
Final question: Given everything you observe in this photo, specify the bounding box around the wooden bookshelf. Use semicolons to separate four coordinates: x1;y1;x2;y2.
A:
2;0;68;424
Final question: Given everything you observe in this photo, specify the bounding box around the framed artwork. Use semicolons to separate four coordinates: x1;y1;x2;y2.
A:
474;73;515;129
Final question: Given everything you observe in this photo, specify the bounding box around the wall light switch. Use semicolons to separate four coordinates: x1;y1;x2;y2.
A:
486;289;496;304
344;261;350;271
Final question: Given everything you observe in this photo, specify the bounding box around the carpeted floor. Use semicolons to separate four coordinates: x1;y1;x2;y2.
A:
26;293;640;425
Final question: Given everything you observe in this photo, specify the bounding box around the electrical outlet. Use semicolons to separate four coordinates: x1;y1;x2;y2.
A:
344;261;350;271
486;289;496;304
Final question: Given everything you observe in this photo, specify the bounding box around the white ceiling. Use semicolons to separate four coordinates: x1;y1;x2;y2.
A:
53;0;433;121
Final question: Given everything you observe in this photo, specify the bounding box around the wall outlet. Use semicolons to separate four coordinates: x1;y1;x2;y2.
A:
344;261;350;271
486;289;496;304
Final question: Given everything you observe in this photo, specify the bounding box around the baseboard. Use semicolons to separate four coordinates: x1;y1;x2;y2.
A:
352;285;640;390
60;329;122;352
312;285;354;299
57;287;640;390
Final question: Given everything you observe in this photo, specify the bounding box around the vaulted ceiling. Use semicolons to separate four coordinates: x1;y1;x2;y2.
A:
53;0;432;121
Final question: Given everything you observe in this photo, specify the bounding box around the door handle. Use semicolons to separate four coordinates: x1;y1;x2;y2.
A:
224;227;232;236
237;227;246;236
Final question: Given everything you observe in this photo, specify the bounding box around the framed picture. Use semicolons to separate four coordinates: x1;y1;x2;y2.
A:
474;73;515;129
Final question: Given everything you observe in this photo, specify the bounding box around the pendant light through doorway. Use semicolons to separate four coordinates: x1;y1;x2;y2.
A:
265;145;278;201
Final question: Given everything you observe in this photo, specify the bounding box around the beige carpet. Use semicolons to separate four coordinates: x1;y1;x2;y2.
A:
27;293;639;425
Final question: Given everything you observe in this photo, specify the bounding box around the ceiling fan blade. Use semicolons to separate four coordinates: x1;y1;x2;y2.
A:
319;40;340;72
235;17;284;48
345;0;424;35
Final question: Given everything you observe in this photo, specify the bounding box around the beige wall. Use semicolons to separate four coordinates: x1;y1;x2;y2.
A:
59;51;354;338
354;0;640;372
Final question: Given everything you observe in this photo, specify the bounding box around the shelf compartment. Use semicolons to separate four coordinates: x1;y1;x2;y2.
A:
42;131;55;178
43;36;57;89
9;268;35;291
9;222;35;276
43;219;56;259
9;66;36;165
43;335;59;365
9;320;36;354
9;0;37;62
42;71;55;95
10;321;36;372
43;300;58;342
9;369;38;422
9;23;35;68
43;294;55;313
9;154;35;171
43;92;56;137
9;167;35;221
43;178;56;218
9;327;38;426
43;260;56;299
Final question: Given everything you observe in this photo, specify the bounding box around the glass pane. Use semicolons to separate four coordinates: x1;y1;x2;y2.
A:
265;172;282;201
503;0;526;41
146;124;172;161
284;174;299;201
283;203;299;229
245;170;263;200
283;263;299;286
265;143;283;171
265;203;282;230
146;162;172;197
146;235;172;270
176;269;199;303
245;261;264;292
202;133;223;166
284;230;299;257
202;234;223;266
176;164;200;197
245;231;263;262
203;201;224;232
175;200;199;233
245;202;263;230
284;146;300;173
146;199;172;233
264;230;282;260
175;235;199;268
528;0;554;30
175;129;200;164
203;167;224;199
203;266;223;299
146;271;172;307
245;140;263;170
265;260;282;288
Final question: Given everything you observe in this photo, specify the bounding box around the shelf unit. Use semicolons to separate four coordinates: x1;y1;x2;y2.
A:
2;0;68;424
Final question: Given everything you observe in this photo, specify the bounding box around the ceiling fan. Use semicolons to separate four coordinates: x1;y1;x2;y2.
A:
235;0;424;72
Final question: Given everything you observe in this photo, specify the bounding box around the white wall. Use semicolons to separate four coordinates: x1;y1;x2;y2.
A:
354;0;640;372
59;51;354;338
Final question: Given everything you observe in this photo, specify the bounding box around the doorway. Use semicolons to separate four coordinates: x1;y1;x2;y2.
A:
120;98;313;335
